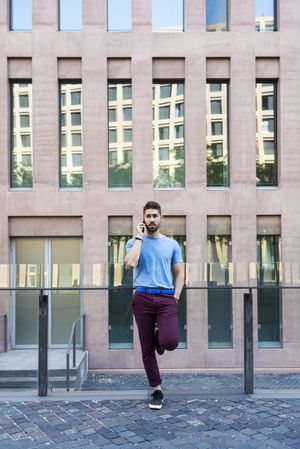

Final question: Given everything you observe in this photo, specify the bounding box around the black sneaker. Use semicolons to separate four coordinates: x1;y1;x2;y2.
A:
149;390;164;409
154;329;165;355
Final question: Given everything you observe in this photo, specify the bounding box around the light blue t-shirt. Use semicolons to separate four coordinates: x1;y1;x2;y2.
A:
126;235;183;289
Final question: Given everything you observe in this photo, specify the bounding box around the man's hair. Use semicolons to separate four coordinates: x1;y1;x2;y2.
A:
143;201;161;215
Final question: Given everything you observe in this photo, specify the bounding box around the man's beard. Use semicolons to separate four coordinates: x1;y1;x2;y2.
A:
146;222;160;233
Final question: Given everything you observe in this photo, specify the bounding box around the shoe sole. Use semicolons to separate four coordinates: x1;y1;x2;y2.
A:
149;399;164;410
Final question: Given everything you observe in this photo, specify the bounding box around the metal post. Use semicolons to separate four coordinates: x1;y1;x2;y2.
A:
4;315;7;353
244;291;254;394
73;325;76;367
66;353;70;391
82;314;86;352
38;292;48;397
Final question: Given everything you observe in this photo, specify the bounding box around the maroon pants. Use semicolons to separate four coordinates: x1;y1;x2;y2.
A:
132;292;179;387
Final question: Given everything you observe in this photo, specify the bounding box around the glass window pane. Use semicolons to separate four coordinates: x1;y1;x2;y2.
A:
51;239;81;344
256;0;276;32
206;0;228;32
60;83;83;188
152;0;184;32
109;218;133;349
257;235;281;347
123;107;132;121
59;0;82;31
208;235;232;348
153;82;185;188
108;83;132;188
10;0;32;31
107;0;132;31
206;82;229;187
109;109;117;122
11;83;33;188
256;82;277;186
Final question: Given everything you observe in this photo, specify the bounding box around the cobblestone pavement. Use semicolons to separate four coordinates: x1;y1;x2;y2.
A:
82;372;300;392
0;395;299;449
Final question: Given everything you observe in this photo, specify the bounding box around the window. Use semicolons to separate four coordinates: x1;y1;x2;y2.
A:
207;217;232;349
14;238;81;345
211;122;223;135
10;0;32;31
19;95;29;108
61;154;67;167
256;0;276;32
159;126;169;140
108;82;132;188
159;147;169;160
71;112;81;126
20;115;30;127
108;217;133;349
160;217;187;348
72;153;82;167
160;84;172;99
122;85;132;100
11;82;33;188
109;109;117;122
211;100;222;115
71;91;81;105
107;0;131;32
175;103;184;117
256;81;277;186
72;133;82;146
123;128;132;142
122;107;132;121
59;0;82;31
159;106;170;120
257;223;282;347
153;82;185;188
206;82;229;187
60;83;83;188
206;0;228;32
152;0;184;32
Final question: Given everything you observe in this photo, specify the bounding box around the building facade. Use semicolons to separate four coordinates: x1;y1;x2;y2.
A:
0;0;300;372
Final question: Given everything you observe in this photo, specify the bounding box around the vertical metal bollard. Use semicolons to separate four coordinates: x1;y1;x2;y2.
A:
38;292;48;397
244;290;254;394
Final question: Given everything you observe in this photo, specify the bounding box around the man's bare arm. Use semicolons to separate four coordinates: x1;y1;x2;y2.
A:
124;221;145;268
172;263;185;301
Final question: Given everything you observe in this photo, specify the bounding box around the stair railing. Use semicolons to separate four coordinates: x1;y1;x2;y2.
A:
66;314;86;391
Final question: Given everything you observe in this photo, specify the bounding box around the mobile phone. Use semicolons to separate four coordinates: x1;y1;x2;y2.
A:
142;220;145;233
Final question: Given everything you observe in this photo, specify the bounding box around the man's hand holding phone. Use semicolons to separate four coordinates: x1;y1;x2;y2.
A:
136;221;145;239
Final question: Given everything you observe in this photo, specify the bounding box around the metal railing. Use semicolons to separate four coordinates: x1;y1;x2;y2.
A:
0;314;8;353
66;314;86;391
0;284;299;396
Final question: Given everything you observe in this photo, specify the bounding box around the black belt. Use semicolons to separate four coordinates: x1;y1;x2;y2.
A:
135;287;174;295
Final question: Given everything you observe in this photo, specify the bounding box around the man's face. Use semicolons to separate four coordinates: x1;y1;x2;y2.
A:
143;208;162;233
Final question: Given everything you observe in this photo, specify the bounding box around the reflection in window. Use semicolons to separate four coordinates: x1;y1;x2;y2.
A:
59;0;82;31
10;0;32;31
206;0;228;31
109;217;133;349
107;0;131;32
60;82;83;188
208;231;232;348
108;82;132;188
257;234;282;347
160;217;187;348
11;82;33;188
152;0;184;32
256;82;277;186
206;82;229;187
153;82;185;188
256;0;276;31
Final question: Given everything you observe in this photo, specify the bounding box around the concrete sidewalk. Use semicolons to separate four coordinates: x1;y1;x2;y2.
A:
0;373;299;448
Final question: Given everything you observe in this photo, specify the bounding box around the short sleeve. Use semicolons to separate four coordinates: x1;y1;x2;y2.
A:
171;240;183;264
126;238;134;253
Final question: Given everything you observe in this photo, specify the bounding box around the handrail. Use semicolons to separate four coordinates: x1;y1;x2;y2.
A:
0;314;8;353
66;314;86;391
